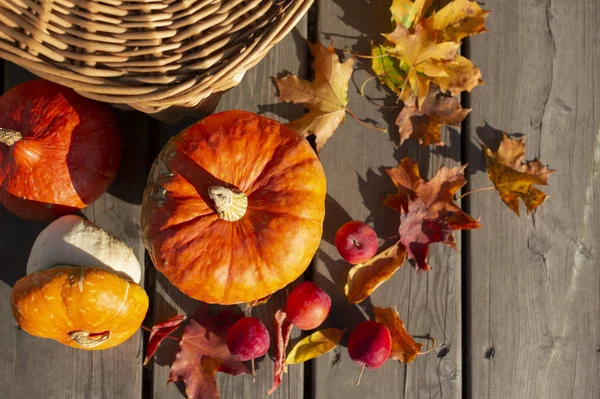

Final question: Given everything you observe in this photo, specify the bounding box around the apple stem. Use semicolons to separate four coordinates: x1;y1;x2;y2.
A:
356;364;366;386
251;358;256;383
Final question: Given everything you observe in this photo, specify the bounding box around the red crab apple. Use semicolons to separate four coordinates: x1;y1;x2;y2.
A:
335;221;378;264
226;317;270;381
348;321;392;385
285;282;331;330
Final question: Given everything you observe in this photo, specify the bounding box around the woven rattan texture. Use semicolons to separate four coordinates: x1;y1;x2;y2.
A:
0;0;312;117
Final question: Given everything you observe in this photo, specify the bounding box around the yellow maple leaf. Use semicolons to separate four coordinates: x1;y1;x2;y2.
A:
423;0;489;43
384;23;460;107
372;0;488;107
275;42;353;152
390;0;431;28
484;133;555;216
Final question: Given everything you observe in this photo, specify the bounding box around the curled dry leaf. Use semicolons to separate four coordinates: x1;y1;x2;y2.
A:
385;158;480;270
484;133;555;216
345;244;407;304
373;306;423;363
248;293;274;310
396;85;470;147
269;309;293;395
168;306;249;399
285;328;344;365
275;42;353;152
144;314;186;366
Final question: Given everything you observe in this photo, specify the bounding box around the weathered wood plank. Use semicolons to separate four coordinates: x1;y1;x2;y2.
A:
465;0;600;398
0;63;149;399
151;19;308;399
313;1;461;398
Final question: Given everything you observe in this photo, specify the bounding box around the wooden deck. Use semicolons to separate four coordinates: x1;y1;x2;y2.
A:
0;0;598;398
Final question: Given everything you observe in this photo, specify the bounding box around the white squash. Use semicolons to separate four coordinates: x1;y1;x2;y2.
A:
27;215;142;284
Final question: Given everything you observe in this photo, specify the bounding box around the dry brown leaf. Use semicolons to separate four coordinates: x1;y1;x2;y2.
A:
484;133;555;216
373;306;423;363
396;85;470;147
345;244;407;304
275;42;353;152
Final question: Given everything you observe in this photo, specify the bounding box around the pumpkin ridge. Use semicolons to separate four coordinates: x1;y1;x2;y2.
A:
100;278;130;330
221;224;236;303
245;142;314;196
39;272;71;332
159;207;216;233
246;208;324;225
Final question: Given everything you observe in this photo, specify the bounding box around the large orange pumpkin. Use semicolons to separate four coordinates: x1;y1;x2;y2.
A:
0;80;122;220
141;111;326;304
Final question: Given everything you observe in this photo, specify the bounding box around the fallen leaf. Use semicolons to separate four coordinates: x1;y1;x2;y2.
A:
285;328;343;365
385;158;480;270
275;42;353;152
390;0;431;28
371;45;407;95
373;306;423;363
484;133;555;216
434;55;483;96
269;309;293;395
144;315;186;366
396;86;470;147
168;306;249;399
384;23;460;107
345;244;407;304
423;0;490;43
372;0;488;105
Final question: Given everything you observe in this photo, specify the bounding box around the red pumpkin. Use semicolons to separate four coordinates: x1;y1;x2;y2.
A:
0;80;122;220
141;111;326;304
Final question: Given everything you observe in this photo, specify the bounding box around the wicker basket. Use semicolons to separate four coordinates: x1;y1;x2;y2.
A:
0;0;312;120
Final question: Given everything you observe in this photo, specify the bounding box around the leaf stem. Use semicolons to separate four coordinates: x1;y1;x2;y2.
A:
345;108;387;132
360;75;378;96
456;186;495;201
140;325;181;341
418;337;437;355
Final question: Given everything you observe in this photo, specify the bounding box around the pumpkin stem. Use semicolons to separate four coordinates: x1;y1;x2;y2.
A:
68;330;111;348
0;128;22;146
208;186;248;222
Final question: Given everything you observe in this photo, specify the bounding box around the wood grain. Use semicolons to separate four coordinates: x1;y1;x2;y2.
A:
464;1;600;398
150;18;308;399
0;63;150;399
312;1;462;398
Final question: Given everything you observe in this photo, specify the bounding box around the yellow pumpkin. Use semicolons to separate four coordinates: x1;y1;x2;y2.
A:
11;216;149;350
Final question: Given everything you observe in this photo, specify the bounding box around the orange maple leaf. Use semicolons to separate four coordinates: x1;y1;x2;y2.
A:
484;133;555;216
373;306;423;363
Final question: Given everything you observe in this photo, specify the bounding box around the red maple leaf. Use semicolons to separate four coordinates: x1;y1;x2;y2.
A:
144;315;186;366
167;305;250;399
386;158;480;270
